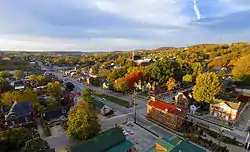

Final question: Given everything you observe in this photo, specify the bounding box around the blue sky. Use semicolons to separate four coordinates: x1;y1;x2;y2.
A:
0;0;250;51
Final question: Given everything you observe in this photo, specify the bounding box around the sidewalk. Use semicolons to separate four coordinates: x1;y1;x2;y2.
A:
204;133;246;151
36;118;45;138
188;114;248;144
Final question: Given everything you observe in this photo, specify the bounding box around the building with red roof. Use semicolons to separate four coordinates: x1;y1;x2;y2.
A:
147;97;187;131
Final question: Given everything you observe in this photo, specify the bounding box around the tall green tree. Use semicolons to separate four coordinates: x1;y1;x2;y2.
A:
114;77;129;94
19;88;39;105
66;101;100;141
28;74;37;81
182;74;193;85
0;128;33;152
0;71;11;78
191;62;203;77
232;55;250;84
82;88;94;103
115;56;126;66
99;68;109;78
145;59;182;83
13;70;25;79
47;81;63;100
0;91;21;106
193;72;221;103
22;137;51;152
36;75;47;85
0;77;8;93
107;68;126;83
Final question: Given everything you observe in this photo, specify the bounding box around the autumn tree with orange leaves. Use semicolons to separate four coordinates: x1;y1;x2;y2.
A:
125;72;143;89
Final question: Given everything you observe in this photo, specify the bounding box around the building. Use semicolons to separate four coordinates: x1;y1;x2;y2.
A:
133;59;152;66
209;99;242;121
94;98;113;116
5;101;35;128
68;127;135;152
102;82;110;89
147;135;206;152
147;97;186;131
129;52;141;61
174;91;192;109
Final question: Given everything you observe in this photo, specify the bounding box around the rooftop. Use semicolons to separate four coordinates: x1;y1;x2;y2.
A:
236;95;250;102
148;100;185;116
69;92;81;99
68;127;133;152
147;136;206;152
133;59;151;63
5;101;34;121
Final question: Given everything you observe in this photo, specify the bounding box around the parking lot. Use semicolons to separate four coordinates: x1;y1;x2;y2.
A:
121;123;157;152
236;105;250;131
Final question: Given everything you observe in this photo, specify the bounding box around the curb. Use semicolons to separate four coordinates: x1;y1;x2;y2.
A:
146;117;183;136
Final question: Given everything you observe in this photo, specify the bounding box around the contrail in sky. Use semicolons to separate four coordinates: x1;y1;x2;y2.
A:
193;0;201;20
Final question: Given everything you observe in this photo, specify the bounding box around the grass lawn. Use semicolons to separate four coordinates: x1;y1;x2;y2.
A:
138;91;149;97
94;92;132;108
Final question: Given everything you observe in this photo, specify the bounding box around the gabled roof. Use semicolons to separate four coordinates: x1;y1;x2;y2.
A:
148;101;185;116
43;107;66;121
69;127;132;152
225;101;241;110
212;100;241;110
5;101;34;121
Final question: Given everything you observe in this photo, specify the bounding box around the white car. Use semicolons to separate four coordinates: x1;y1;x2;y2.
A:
122;130;129;136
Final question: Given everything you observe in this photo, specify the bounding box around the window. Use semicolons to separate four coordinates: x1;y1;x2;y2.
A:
25;117;28;122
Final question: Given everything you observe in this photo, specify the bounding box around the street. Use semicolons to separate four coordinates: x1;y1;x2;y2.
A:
56;72;174;138
39;64;176;151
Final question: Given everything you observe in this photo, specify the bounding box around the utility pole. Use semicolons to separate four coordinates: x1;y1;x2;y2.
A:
218;128;224;147
243;120;250;152
133;89;137;123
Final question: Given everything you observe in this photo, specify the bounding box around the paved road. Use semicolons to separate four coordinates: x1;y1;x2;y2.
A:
41;64;175;138
41;63;249;142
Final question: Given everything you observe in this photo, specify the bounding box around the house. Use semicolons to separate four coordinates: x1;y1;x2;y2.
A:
5;101;35;128
133;59;152;66
129;52;141;61
94;98;113;116
134;80;142;91
147;135;206;152
209;99;242;121
10;80;25;90
69;92;81;105
174;90;192;109
68;127;135;152
102;82;110;89
147;97;186;130
42;106;71;125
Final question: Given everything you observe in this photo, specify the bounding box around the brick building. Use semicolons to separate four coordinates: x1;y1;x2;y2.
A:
147;98;186;131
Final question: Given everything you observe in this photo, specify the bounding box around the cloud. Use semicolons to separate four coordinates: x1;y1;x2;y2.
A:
0;0;249;51
0;35;166;51
91;0;191;26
